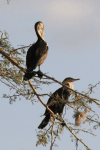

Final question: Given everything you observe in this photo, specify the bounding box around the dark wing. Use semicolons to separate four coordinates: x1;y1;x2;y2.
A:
44;87;70;115
26;41;48;71
26;43;37;70
34;42;48;67
44;88;64;115
46;88;63;105
62;88;70;102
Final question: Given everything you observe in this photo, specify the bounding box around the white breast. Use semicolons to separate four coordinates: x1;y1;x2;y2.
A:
69;83;74;90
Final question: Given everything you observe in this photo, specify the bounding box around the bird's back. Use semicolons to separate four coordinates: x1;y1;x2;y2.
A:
26;39;48;72
44;87;70;115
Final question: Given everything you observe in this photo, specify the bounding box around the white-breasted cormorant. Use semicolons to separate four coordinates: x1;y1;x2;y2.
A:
38;77;80;129
24;21;48;80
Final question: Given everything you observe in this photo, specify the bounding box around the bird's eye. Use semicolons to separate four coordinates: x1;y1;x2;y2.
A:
66;83;69;85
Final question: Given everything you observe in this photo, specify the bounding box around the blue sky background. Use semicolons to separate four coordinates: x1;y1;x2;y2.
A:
0;0;100;149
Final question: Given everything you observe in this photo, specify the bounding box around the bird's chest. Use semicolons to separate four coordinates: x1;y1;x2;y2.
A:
64;88;70;96
60;90;70;103
37;42;48;54
38;52;48;65
36;42;48;65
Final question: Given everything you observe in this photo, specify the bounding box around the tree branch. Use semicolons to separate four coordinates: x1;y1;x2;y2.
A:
0;48;91;149
28;80;56;117
50;119;55;150
0;48;26;72
0;48;100;106
10;45;31;53
28;80;91;150
42;73;100;106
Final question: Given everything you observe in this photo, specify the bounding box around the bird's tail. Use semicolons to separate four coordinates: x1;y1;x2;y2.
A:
38;114;50;129
23;72;35;80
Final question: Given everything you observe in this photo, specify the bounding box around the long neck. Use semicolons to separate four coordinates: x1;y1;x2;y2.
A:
35;27;44;41
63;82;74;91
68;82;74;90
36;30;42;40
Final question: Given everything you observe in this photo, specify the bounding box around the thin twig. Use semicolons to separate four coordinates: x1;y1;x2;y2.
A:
10;45;31;53
3;93;50;98
0;79;14;89
28;80;55;117
87;117;100;124
42;73;100;106
50;119;55;150
0;48;99;106
0;78;18;90
28;80;91;150
76;139;78;150
72;128;96;136
0;48;91;149
0;48;26;72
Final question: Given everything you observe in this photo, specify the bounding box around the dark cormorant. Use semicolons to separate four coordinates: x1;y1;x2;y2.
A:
24;21;48;80
38;77;80;129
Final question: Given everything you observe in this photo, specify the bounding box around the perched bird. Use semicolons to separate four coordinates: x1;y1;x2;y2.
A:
38;77;80;129
24;21;48;80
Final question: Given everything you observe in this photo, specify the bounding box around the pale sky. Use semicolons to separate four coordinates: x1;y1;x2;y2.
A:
0;0;100;150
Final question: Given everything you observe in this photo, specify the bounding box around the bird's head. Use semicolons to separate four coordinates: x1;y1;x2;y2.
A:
62;77;80;90
35;21;44;40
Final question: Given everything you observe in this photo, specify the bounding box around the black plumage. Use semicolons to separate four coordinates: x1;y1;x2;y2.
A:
24;21;48;80
38;87;70;129
38;77;80;129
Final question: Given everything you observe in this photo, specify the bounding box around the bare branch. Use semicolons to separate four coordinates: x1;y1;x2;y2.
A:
28;80;56;117
28;80;91;150
76;139;78;150
72;128;96;136
0;48;100;106
42;73;100;106
0;47;91;149
10;45;31;53
0;48;26;72
50;119;55;150
3;93;49;99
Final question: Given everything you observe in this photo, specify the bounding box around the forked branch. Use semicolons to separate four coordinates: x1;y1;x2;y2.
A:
28;80;90;150
0;48;92;149
0;48;99;105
